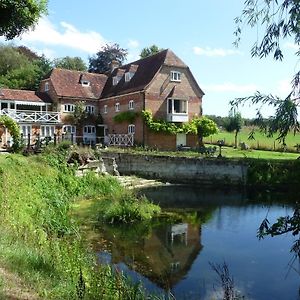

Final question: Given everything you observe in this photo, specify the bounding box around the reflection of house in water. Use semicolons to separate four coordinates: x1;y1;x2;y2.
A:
107;222;203;289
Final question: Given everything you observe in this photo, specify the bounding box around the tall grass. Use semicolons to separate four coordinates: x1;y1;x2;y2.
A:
0;153;161;299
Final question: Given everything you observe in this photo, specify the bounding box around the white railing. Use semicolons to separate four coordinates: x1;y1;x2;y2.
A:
0;109;60;124
108;134;134;147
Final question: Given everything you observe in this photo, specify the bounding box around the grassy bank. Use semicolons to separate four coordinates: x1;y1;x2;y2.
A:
0;151;161;299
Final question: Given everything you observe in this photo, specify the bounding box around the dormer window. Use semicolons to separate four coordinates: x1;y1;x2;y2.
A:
44;82;49;92
170;71;181;82
113;76;121;86
81;80;90;87
125;72;134;82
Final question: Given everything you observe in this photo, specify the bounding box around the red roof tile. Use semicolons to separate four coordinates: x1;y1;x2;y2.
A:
0;89;49;103
47;68;107;99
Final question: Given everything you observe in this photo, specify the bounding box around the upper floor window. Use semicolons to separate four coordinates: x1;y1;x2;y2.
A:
128;124;135;134
104;105;108;114
113;76;122;86
63;104;75;112
170;71;181;82
85;105;95;114
83;125;96;134
128;100;134;110
44;82;49;92
115;102;120;112
168;98;187;114
81;80;90;87
125;72;134;82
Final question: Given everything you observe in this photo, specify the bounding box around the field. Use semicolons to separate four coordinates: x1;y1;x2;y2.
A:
204;127;300;152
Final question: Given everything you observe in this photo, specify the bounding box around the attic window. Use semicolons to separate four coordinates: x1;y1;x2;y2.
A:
125;72;134;82
81;80;90;87
170;71;181;82
112;76;121;86
44;82;49;92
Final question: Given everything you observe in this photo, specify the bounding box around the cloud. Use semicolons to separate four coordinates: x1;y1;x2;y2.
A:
127;39;139;49
284;42;299;50
15;17;107;55
203;82;258;93
193;46;242;57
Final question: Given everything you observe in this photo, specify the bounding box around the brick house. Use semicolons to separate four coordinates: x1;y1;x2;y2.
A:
0;49;204;150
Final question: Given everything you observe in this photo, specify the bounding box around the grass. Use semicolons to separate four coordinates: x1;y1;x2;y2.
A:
0;150;162;299
204;127;300;152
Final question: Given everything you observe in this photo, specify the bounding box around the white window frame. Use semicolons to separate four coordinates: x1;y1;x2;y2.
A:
81;80;90;87
63;104;75;112
104;105;108;114
44;82;49;92
170;71;181;82
128;124;135;134
125;72;134;82
115;102;120;112
85;105;95;114
167;98;188;114
83;125;96;134
113;76;120;86
40;125;55;138
20;125;32;137
128;100;134;110
62;125;76;134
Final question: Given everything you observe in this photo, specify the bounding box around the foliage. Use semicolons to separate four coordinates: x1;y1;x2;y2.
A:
140;45;163;58
224;111;243;148
0;0;48;40
232;0;300;144
53;56;87;71
0;44;52;90
113;111;139;123
89;43;128;74
0;115;21;151
190;116;219;146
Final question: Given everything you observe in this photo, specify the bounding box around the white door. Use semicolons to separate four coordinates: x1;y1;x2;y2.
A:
83;125;96;145
176;133;186;147
62;125;76;142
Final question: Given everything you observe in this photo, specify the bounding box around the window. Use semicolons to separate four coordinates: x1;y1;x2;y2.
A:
128;100;134;110
168;98;187;114
128;124;135;134
85;105;95;114
125;72;134;82
20;125;31;137
115;102;120;112
104;105;108;114
170;71;181;82
62;125;76;134
81;80;90;86
83;125;96;134
63;104;75;112
44;82;49;92
40;125;55;137
113;76;121;86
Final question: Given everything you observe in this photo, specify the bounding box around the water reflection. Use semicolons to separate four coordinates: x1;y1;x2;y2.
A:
92;185;300;300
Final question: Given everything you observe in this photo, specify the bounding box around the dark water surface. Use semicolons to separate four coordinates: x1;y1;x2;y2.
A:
94;185;300;300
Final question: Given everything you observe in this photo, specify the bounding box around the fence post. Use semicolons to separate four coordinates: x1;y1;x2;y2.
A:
54;133;57;146
27;133;30;149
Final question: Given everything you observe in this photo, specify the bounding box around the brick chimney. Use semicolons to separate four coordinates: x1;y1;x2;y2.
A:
110;60;119;72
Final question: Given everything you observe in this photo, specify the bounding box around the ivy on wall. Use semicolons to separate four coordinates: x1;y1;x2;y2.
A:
0;115;21;151
113;111;139;123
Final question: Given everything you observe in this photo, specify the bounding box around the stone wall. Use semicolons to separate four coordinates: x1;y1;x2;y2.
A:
102;152;248;187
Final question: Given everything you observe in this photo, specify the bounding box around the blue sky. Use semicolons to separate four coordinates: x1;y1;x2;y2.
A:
1;0;298;118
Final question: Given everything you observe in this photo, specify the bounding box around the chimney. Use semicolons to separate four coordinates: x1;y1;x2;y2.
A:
110;60;119;72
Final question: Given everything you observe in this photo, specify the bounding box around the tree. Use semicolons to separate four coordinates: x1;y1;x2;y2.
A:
191;116;219;147
88;43;127;74
231;0;300;144
0;0;47;40
53;56;87;71
224;111;243;148
140;45;163;58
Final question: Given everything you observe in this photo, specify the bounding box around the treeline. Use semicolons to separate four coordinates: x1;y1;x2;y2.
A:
205;114;260;128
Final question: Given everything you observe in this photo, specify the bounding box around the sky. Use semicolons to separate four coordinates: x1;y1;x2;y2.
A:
1;0;299;118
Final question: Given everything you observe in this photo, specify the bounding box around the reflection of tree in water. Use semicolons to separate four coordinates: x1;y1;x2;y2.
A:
94;209;213;289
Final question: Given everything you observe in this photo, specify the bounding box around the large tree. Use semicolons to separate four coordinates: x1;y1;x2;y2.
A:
231;0;300;144
140;45;163;58
53;56;87;71
88;43;127;74
0;0;47;40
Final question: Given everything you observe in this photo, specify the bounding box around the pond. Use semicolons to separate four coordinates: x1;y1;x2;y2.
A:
92;185;300;300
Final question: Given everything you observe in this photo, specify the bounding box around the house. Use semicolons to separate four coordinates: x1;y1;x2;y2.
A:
0;49;204;150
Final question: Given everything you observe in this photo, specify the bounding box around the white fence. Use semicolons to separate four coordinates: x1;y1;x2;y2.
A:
108;134;134;147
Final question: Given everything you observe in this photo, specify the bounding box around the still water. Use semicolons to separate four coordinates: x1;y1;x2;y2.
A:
94;185;300;300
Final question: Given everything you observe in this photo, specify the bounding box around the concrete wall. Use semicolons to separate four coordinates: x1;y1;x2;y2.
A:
102;152;248;187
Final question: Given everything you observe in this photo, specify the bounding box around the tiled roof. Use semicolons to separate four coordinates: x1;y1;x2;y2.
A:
47;68;107;99
0;89;50;103
101;49;188;98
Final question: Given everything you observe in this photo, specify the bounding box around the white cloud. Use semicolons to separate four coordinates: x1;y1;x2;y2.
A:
275;79;292;97
203;82;258;93
284;42;299;50
15;17;107;54
193;46;242;57
127;39;139;49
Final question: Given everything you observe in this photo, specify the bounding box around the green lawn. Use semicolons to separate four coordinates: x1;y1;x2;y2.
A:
204;127;300;152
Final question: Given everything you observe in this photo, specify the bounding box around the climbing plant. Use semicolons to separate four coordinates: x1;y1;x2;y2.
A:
113;111;139;123
0;115;21;151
